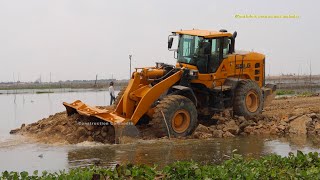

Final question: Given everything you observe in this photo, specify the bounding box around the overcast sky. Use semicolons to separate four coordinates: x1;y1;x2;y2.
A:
0;0;318;82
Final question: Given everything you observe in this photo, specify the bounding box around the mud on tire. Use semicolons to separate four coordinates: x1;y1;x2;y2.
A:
151;95;198;137
233;79;263;118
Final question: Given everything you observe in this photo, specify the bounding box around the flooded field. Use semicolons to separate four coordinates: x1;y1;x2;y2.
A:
0;90;114;136
1;90;320;173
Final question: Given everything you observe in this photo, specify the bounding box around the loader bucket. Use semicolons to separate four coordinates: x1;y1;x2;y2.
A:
63;100;136;143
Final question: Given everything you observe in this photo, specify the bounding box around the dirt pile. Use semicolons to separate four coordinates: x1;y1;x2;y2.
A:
193;96;320;139
10;108;116;144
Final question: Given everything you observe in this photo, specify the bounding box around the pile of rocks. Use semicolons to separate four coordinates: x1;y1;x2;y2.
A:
193;112;320;139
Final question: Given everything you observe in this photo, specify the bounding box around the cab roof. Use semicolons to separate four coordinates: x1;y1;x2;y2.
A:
174;29;232;38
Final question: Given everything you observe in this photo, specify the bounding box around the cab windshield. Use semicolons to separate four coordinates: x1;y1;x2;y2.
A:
177;35;205;65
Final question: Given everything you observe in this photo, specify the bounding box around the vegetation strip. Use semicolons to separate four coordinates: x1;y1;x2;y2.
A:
2;151;320;179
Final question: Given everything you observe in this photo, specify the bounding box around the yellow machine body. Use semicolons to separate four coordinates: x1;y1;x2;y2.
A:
63;29;275;135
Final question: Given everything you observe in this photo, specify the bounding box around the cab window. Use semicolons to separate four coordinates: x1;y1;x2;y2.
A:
209;38;220;73
223;38;231;58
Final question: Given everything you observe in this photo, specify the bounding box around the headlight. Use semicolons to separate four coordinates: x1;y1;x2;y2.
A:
189;70;198;77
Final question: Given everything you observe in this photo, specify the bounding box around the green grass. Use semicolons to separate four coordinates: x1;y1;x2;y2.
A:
297;91;314;97
2;151;320;179
35;91;54;94
276;89;295;95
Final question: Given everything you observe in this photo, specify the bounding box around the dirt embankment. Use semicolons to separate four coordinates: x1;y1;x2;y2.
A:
10;96;320;144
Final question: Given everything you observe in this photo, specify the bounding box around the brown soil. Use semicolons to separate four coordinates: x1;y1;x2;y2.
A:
10;106;116;144
193;95;320;139
10;95;320;144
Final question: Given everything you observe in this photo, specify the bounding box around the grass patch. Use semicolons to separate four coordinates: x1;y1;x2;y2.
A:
2;151;320;179
35;91;54;94
276;89;295;95
297;91;314;97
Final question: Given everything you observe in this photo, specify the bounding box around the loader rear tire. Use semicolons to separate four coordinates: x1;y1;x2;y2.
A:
233;80;263;118
152;95;198;137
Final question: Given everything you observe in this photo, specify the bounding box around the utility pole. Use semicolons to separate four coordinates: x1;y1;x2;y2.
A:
49;72;52;93
94;74;98;87
309;60;312;92
309;60;312;83
129;55;132;78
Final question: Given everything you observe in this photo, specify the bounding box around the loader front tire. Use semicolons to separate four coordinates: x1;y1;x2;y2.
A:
233;80;263;118
152;95;198;137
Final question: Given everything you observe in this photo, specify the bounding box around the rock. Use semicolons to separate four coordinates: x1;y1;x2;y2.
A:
244;126;255;134
277;125;286;131
193;132;212;139
288;116;298;122
247;120;256;126
255;124;263;129
309;113;317;119
239;121;250;130
94;135;105;143
20;123;26;129
76;127;87;137
61;128;70;135
293;109;310;117
87;136;94;142
215;116;227;124
222;110;232;118
10;128;20;134
289;115;312;134
78;135;87;142
101;126;108;132
101;131;107;137
270;125;279;135
223;120;239;135
238;116;246;123
279;120;287;126
195;124;211;134
93;130;101;136
85;125;95;131
314;123;320;130
212;130;223;138
281;115;289;122
216;124;225;130
208;125;217;131
223;131;235;137
53;125;66;132
257;120;264;125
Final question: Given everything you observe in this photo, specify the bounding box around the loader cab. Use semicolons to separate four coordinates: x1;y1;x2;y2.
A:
168;30;236;74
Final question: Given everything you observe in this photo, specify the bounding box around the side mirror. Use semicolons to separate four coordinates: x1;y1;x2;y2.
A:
168;37;174;49
232;31;237;39
168;35;179;51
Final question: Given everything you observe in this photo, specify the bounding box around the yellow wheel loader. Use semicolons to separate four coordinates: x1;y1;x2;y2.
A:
63;29;276;142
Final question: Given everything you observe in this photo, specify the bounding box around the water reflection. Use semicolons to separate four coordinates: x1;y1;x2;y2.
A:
1;131;320;172
66;136;320;170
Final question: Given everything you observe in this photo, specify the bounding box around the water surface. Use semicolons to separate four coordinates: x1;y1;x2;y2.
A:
0;90;320;173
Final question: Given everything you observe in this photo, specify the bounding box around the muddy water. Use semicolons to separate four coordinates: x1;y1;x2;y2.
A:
1;90;320;173
0;90;114;135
